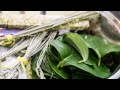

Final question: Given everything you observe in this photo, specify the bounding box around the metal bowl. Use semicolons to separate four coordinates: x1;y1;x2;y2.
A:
99;11;120;79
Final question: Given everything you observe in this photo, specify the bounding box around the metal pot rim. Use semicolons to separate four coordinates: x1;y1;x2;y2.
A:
100;11;120;79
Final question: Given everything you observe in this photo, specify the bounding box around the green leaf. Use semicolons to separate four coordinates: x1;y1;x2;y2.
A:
58;54;111;78
47;55;69;79
49;39;110;78
31;53;40;72
47;46;59;61
32;71;39;79
50;40;76;60
41;58;53;75
64;33;89;63
56;35;64;42
31;52;57;79
41;56;62;79
81;35;120;60
31;53;41;79
43;73;59;79
71;69;98;79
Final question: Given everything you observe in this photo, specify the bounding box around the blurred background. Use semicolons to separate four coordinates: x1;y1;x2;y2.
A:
0;11;119;18
0;11;77;15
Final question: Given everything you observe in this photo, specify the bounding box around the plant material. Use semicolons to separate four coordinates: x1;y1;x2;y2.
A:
81;34;120;66
24;32;48;59
1;11;117;79
0;38;31;60
0;32;49;79
0;35;16;47
64;33;89;63
48;39;111;78
0;11;99;41
34;31;57;79
47;55;69;79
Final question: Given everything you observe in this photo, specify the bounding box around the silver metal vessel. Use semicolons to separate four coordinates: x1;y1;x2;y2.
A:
99;11;120;79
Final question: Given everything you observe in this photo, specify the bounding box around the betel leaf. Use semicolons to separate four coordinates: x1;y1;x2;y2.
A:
56;35;64;42
71;69;99;79
41;56;62;79
64;33;89;63
50;40;76;60
31;52;57;79
31;53;40;79
47;56;69;79
32;71;39;79
50;40;110;78
81;34;120;60
57;54;111;78
47;46;59;61
43;73;59;79
32;52;63;79
31;53;40;72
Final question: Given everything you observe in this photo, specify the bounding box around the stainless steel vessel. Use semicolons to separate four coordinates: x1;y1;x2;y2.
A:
99;11;120;79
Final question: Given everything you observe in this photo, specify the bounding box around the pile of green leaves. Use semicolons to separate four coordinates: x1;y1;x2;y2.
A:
32;32;120;79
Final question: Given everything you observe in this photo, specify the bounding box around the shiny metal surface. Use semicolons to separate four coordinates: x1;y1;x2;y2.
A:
99;11;120;79
100;11;120;45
